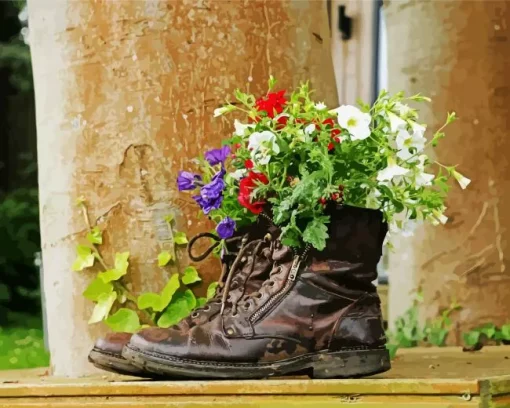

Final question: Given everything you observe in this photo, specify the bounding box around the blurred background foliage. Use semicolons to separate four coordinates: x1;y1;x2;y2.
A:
0;0;48;369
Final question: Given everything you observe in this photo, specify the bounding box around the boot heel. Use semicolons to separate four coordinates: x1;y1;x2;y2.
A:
312;348;391;379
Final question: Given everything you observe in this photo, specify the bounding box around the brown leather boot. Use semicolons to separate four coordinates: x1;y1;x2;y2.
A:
123;205;390;379
88;220;276;376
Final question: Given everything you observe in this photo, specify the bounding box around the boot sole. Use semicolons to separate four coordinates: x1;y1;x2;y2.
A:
122;345;391;379
88;348;156;378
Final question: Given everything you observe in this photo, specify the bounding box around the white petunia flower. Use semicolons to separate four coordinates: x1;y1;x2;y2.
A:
214;107;228;117
365;187;382;210
388;112;407;133
432;209;448;225
453;170;471;190
230;169;247;180
389;214;419;237
234;119;255;136
414;171;435;187
330;105;371;141
394;102;411;117
315;102;327;110
377;157;410;182
304;123;316;135
396;127;426;162
248;131;280;165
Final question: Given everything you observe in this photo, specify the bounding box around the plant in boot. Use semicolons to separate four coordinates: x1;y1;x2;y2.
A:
123;205;392;379
177;77;469;251
122;78;469;379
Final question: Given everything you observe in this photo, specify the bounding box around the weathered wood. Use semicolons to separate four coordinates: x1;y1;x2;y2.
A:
0;347;509;407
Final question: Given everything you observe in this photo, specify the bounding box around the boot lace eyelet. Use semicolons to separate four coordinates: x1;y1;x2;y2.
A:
269;281;276;287
256;293;263;299
191;312;199;318
204;305;211;311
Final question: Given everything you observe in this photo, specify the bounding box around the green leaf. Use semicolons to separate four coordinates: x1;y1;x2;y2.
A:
480;323;496;339
501;324;510;340
159;274;181;311
157;291;193;328
71;245;95;271
137;293;162;310
206;282;219;300
86;227;103;245
174;231;188;245
105;308;140;333
182;266;201;285
98;268;125;283
302;218;329;251
158;250;173;267
114;252;130;274
183;289;197;310
386;343;399;360
83;277;113;301
196;297;207;308
164;214;175;223
88;292;117;324
463;331;481;347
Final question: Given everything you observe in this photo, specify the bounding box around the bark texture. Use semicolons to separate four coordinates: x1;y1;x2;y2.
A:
385;0;510;341
28;0;337;376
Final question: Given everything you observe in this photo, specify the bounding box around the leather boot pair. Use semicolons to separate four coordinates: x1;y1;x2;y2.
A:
88;219;276;376
123;205;391;379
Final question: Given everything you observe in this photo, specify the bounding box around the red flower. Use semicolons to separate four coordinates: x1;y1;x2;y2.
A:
276;115;289;129
323;118;341;138
244;159;254;169
238;171;269;214
255;90;287;119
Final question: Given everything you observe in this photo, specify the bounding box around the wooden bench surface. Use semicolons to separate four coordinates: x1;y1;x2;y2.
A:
0;346;509;407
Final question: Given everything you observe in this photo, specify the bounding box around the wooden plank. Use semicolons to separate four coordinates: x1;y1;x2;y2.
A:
0;395;481;408
0;378;480;398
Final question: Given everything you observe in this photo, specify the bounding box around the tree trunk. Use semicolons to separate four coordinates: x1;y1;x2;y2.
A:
28;0;338;376
385;0;510;341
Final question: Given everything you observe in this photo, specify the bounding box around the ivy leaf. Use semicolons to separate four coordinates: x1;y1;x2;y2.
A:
174;231;188;245
114;252;130;274
501;324;510;340
158;250;173;267
157;291;193;328
480;323;496;339
206;282;219;300
302;218;329;251
164;214;174;223
86;227;103;245
137;293;162;310
196;297;207;308
159;274;181;311
83;277;113;301
463;331;481;347
98;269;125;283
72;245;95;271
88;292;117;324
183;289;197;310
182;266;201;285
105;308;140;333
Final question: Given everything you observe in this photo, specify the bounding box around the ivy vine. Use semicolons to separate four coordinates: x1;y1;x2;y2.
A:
71;198;216;333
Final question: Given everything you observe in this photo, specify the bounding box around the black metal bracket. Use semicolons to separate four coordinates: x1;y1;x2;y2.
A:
338;5;353;40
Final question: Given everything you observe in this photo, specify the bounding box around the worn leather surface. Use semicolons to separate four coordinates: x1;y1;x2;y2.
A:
130;206;388;364
93;218;275;355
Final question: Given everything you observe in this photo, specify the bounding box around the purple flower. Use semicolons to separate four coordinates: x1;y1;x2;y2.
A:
192;168;227;214
177;171;201;191
192;194;223;214
216;217;236;239
205;146;231;166
201;168;226;200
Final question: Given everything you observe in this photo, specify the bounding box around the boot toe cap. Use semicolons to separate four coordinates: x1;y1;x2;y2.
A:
94;332;133;355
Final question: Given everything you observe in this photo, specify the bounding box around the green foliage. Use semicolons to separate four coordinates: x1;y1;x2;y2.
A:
0;326;49;370
75;204;207;333
0;188;41;320
157;250;173;266
386;293;461;358
463;323;510;348
182;266;201;285
105;309;140;334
